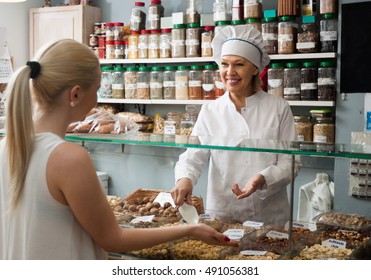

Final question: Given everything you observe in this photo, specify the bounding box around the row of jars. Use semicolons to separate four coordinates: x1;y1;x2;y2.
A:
267;61;336;101
98;64;225;100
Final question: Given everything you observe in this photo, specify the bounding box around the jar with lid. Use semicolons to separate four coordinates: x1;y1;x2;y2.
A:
232;0;244;21
320;13;338;52
105;40;115;59
202;64;216;100
164;112;182;143
150;66;164;99
111;66;125;99
159;28;172;58
128;30;140;59
268;62;284;98
214;65;225;98
136;66;150;99
313;116;335;143
189;65;203;100
105;22;114;41
246;18;262;32
138;29;150;59
186;0;202;24
148;30;160;59
171;24;186;58
318;61;336;101
124;67;137;99
148;0;164;31
89;34;98;47
98;35;106;48
177;112;198;144
130;2;146;32
99;66;113;98
201;26;214;57
94;22;102;35
175;66;189;100
278;16;298;54
113;22;124;41
262;17;278;54
186;23;201;57
284;62;301;100
213;0;232;22
114;41;125;59
297;15;319;53
301;61;318;100
294;115;313;142
214;20;231;34
320;0;338;14
163;66;177;99
244;0;263;19
100;22;107;35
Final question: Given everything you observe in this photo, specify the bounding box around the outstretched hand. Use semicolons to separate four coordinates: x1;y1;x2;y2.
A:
231;174;266;199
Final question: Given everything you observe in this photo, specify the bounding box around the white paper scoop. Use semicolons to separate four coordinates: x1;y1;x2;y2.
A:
179;204;199;224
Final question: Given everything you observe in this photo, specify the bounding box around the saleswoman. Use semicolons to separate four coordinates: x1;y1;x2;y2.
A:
172;25;301;224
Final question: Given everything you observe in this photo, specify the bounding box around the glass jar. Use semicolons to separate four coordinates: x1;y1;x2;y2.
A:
99;66;113;98
313;116;335;143
113;22;124;41
301;61;318;101
297;16;319;53
175;66;189;100
232;0;244;21
98;35;106;48
150;66;164;99
130;1;147;32
246;18;262;32
201;26;214;57
105;22;114;41
320;13;338;52
262;16;278;54
89;34;98;47
164;112;182;143
100;22;107;35
177;112;198;144
124;67;138;99
213;0;231;22
214;66;225;98
105;40;115;59
320;0;338;14
138;29;150;59
94;22;102;35
244;0;263;19
214;20;231;35
186;0;202;24
318;61;336;101
268;62;285;98
294;115;313;142
136;66;151;99
128;30;140;59
163;66;177;100
284;62;301;100
111;66;125;99
278;16;298;54
148;30;160;59
186;23;201;58
159;28;172;58
148;0;164;31
171;24;186;58
114;40;125;59
188;65;203;100
202;64;215;100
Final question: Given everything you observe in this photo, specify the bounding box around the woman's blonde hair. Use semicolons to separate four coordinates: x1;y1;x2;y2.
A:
5;39;100;209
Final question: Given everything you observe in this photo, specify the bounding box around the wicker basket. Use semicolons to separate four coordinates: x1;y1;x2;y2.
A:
124;188;204;215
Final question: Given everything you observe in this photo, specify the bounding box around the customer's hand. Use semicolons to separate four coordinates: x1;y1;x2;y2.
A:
231;174;266;199
188;223;239;247
171;178;193;206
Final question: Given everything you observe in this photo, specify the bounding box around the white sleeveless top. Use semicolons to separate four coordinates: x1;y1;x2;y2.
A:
0;133;107;259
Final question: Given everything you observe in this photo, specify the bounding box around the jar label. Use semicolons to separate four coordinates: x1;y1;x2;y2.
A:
137;82;149;89
296;42;316;50
268;79;282;88
318;78;335;85
164;125;176;135
314;135;327;143
278;34;293;41
172;40;185;46
125;84;137;90
284;88;300;95
112;84;124;90
163;81;175;87
176;82;188;88
150;82;163;89
202;84;214;91
301;83;318;90
189;80;202;87
297;135;305;141
215;81;225;89
186;39;199;46
320;31;337;41
262;33;278;41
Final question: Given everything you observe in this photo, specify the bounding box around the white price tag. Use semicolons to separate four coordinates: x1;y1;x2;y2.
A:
240;250;267;256
199;213;214;221
243;220;264;229
266;230;289;240
223;229;244;240
130;215;155;224
322;238;347;249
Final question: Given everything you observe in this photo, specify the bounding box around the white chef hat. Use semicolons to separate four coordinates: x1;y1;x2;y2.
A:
212;25;270;73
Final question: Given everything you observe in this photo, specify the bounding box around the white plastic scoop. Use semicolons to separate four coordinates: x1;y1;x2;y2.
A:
179;204;199;224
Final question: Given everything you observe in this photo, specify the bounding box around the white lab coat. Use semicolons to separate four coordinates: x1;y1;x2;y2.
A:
175;91;300;224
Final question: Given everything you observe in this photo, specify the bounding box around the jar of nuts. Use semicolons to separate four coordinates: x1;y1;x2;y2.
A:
284;62;301;101
262;16;278;54
313;115;335;144
297;15;319;53
318;60;336;101
294;115;313;142
278;16;298;54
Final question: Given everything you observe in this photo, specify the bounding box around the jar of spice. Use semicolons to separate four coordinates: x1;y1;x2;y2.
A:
297;15;319;53
163;66;177;100
186;0;202;24
136;66;151;99
148;29;160;59
262;16;278;54
301;61;318;101
246;18;262;33
175;66;189;100
89;34;98;47
188;65;203;100
159;28;172;58
201;26;214;57
113;22;124;41
130;2;147;32
232;0;244;21
105;40;115;59
294;115;313;142
202;64;216;100
138;29;150;59
111;66;125;99
105;22;114;41
214;66;225;98
177;112;198;144
164;112;182;143
148;0;164;31
171;24;186;58
268;62;285;98
320;13;338;52
284;62;301;100
150;66;164;99
124;67;138;99
244;0;263;19
318;60;336;101
114;40;125;59
186;23;202;57
278;16;298;54
320;0;338;14
213;0;231;22
99;66;113;98
128;30;140;59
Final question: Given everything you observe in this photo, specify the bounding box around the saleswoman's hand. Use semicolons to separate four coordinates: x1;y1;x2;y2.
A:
171;178;193;206
231;174;266;199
